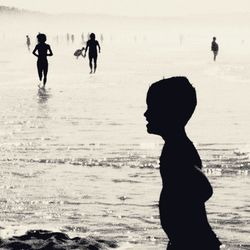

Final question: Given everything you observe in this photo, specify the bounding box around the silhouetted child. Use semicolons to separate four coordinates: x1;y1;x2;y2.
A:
211;37;219;61
32;33;53;88
144;77;221;250
84;33;101;74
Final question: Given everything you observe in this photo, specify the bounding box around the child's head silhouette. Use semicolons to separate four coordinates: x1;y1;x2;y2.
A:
90;33;95;40
144;77;196;138
37;33;47;43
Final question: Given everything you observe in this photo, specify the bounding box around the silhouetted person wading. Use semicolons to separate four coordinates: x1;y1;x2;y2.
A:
84;33;101;74
211;37;219;61
32;33;53;88
26;35;31;51
144;77;221;250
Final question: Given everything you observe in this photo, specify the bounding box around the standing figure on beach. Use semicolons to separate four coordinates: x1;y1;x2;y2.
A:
100;33;104;43
32;33;53;88
144;77;221;250
81;32;85;44
211;37;219;61
66;33;70;43
71;34;75;43
84;33;101;74
26;35;31;51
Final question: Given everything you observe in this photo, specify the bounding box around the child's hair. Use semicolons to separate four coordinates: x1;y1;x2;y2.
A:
90;33;95;39
37;33;47;43
147;77;197;126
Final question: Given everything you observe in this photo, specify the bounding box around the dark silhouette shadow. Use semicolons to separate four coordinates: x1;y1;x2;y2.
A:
144;77;221;250
32;33;53;88
211;37;219;61
26;35;31;51
84;33;101;74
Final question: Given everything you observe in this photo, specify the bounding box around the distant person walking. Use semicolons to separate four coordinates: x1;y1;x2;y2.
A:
144;77;221;250
66;33;70;43
81;32;85;44
32;33;53;88
211;37;219;61
26;35;31;51
100;33;104;43
84;33;101;74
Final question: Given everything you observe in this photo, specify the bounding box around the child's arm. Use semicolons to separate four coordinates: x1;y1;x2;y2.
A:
83;44;89;57
32;45;38;57
97;41;101;53
47;45;53;56
81;47;85;57
191;165;213;202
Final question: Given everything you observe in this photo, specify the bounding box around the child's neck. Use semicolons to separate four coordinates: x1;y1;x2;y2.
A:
163;127;188;143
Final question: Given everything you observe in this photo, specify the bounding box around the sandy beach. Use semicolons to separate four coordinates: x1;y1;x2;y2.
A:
0;8;250;249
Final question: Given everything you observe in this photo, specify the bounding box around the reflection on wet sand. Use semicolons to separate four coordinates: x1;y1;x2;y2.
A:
37;88;50;104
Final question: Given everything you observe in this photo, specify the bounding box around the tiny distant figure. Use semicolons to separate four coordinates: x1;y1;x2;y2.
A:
26;35;31;51
66;33;70;43
71;34;75;43
81;32;85;43
100;33;104;43
32;33;53;88
74;47;85;59
144;77;221;250
211;37;219;61
84;33;101;74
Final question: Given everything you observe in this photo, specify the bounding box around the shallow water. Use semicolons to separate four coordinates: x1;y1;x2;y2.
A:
0;33;250;249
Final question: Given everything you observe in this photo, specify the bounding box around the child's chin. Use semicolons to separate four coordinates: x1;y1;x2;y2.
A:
146;125;159;135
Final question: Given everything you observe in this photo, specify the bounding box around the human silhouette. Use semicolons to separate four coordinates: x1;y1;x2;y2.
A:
66;33;70;43
84;33;101;74
211;37;219;61
71;34;75;43
26;35;31;51
100;33;104;43
81;32;85;44
144;77;221;250
32;33;53;88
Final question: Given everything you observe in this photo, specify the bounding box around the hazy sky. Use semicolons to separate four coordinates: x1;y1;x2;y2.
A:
0;0;250;16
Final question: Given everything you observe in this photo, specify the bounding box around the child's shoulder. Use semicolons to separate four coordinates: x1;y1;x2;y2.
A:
161;139;201;164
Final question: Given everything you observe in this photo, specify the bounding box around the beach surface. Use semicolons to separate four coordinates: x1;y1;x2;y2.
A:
0;12;250;249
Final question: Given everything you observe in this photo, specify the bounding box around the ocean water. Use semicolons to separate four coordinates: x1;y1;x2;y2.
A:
0;31;250;249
